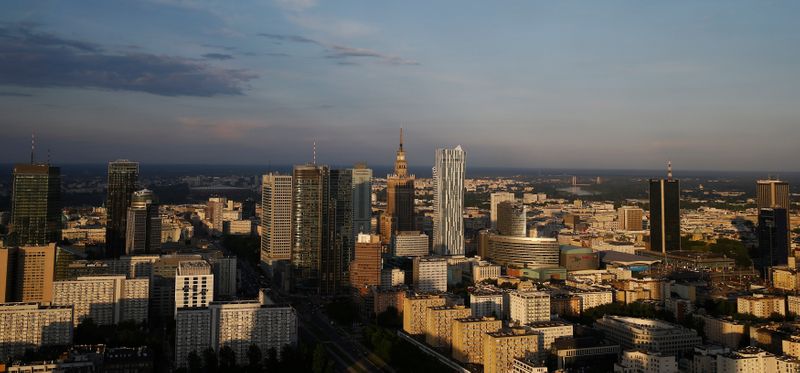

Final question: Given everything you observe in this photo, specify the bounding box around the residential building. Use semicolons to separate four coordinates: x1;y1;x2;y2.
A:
483;328;539;373
737;294;786;318
472;262;501;283
527;320;573;358
380;268;405;289
0;303;73;359
412;256;447;293
696;315;746;349
614;350;678;373
509;291;551;324
789;295;800;316
52;275;148;325
432;146;466;256
402;294;446;335
260;174;293;266
174;260;214;314
372;287;406;317
716;346;776;373
0;244;57;303
451;316;502;364
424;305;470;349
617;207;644;231
470;291;504;318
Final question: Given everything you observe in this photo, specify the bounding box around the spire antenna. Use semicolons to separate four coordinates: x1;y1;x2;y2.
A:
667;161;673;180
400;127;404;151
30;133;35;164
312;140;317;165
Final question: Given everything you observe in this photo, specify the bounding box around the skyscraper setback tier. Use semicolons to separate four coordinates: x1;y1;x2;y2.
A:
433;145;466;256
9;164;61;246
649;167;680;253
105;160;139;258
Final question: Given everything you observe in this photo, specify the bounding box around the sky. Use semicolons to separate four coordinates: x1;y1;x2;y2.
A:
1;0;799;171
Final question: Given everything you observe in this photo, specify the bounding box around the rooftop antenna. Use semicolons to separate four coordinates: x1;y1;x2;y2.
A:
312;140;317;165
667;161;673;180
47;148;51;165
30;133;35;164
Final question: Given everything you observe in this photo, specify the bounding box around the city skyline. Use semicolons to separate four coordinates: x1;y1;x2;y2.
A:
2;1;800;171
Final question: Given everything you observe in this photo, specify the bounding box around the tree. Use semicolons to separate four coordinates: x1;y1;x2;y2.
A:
219;346;237;369
202;347;218;373
187;350;202;372
246;344;262;372
312;344;328;373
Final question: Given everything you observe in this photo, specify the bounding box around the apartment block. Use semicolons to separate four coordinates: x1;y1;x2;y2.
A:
52;275;149;325
509;291;551;324
402;294;446;335
451;316;502;364
424;305;470;350
737;294;785;318
483;328;539;373
412;256;447;293
0;303;73;359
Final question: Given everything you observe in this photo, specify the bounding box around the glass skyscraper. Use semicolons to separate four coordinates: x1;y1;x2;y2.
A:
105;160;139;257
10;164;61;246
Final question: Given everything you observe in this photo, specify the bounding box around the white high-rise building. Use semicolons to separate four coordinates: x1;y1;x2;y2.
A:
490;192;516;229
175;294;298;368
0;303;73;359
433;146;466;256
260;174;293;265
174;260;214;314
470;291;504;318
509;291;551;324
52;275;149;325
412;256;448;293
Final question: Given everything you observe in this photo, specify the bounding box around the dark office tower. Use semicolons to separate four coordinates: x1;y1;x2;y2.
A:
291;164;329;290
757;208;789;269
125;189;161;255
105;160;139;258
649;162;681;253
351;163;372;237
382;129;416;244
9;164;61;246
323;169;353;295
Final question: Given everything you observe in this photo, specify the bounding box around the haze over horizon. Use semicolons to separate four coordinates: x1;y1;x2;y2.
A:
1;1;799;171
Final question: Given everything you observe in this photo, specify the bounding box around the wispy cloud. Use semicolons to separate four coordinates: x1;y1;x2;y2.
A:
286;13;374;38
273;0;317;12
0;25;258;96
0;91;33;97
202;53;234;60
257;33;419;66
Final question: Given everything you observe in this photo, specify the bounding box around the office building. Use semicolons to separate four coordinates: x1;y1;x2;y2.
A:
509;291;551;324
175;295;297;368
594;315;701;355
737;294;786;318
351;164;372;237
432;146;466;256
383;129;416;243
205;197;226;236
52;275;148;325
451;316;502;364
412;256;447;293
483;328;539;373
105;160;139;258
485;234;560;268
757;208;790;269
617;206;644;231
260;174;293;265
560;246;600;271
757;179;790;210
470;291;504;318
9;164;61;246
393;231;429;257
614;350;678;373
649;163;680;253
497;201;527;237
402;294;446;335
424;305;470;349
174;260;214;313
472;262;501;283
291;164;329;289
716;346;776;372
490;192;516;229
125;189;161;255
0;303;73;359
551;294;581;317
527;320;573;358
350;234;382;295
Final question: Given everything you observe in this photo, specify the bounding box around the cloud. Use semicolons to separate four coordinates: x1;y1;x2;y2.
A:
273;0;317;12
0;25;257;96
257;33;418;66
286;13;373;38
202;53;234;60
327;45;419;66
0;91;33;97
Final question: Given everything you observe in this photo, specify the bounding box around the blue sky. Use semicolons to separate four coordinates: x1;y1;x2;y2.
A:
1;0;799;171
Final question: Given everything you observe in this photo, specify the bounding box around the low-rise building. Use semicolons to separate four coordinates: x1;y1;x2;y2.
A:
695;315;746;349
527;320;573;358
594;315;701;356
716;346;776;372
614;349;678;373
